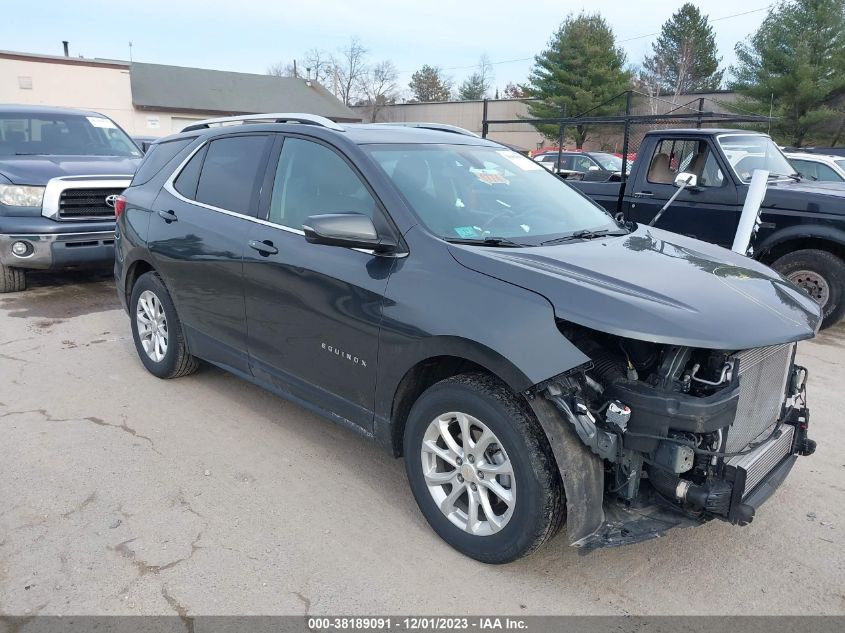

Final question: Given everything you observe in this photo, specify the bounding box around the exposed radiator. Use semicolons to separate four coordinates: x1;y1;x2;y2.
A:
726;343;794;452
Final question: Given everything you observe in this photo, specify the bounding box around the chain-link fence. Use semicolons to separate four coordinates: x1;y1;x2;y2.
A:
481;90;771;194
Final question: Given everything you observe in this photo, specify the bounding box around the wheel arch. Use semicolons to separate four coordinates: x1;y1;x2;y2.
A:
756;225;845;265
377;339;537;458
123;256;158;306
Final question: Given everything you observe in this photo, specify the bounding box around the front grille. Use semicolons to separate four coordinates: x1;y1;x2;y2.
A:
726;343;794;452
58;188;123;219
727;424;795;495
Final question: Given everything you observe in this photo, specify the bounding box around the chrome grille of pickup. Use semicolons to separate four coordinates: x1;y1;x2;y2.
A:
727;424;794;495
725;343;794;452
58;188;122;219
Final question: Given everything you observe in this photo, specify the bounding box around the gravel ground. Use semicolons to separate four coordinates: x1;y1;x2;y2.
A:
1;270;843;617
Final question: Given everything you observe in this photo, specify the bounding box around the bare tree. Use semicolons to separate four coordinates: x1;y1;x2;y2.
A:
362;60;399;121
267;61;297;77
334;37;369;106
302;48;336;85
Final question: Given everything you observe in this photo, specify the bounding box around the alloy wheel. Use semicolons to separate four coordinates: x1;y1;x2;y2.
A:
136;289;169;362
420;412;516;536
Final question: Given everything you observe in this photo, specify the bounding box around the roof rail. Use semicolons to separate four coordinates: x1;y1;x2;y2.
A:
181;113;345;133
375;122;479;138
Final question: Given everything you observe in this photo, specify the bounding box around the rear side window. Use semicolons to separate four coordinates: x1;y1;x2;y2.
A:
131;137;195;185
195;135;270;215
174;145;207;198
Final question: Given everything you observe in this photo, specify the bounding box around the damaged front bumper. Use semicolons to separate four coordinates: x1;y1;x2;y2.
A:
527;352;815;553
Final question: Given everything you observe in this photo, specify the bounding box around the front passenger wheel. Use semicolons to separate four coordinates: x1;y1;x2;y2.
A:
403;374;564;563
130;272;199;379
0;263;26;293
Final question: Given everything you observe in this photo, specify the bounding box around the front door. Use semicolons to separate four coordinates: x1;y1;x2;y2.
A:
242;135;396;430
148;133;273;372
625;137;739;247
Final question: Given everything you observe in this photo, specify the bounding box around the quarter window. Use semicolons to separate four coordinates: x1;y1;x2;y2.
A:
268;138;376;230
132;137;195;186
193;135;270;215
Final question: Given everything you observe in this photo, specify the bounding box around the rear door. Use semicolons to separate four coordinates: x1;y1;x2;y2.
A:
242;135;397;430
624;137;739;246
148;133;273;372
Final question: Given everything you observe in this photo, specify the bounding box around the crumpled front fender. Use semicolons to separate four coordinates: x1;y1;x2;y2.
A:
527;396;606;547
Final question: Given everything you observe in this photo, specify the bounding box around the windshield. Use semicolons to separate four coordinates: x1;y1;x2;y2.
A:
367;144;619;245
0;113;141;157
717;134;796;183
590;153;623;171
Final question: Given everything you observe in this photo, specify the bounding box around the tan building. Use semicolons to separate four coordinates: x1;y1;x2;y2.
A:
0;50;359;137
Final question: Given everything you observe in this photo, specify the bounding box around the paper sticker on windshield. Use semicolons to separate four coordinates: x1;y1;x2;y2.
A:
86;116;116;129
496;150;542;171
454;226;479;238
472;169;509;185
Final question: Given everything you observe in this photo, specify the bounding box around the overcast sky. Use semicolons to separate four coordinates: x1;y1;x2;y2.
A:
4;0;773;95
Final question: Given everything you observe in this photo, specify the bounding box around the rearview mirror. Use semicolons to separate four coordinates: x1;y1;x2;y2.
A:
303;213;396;253
675;172;698;188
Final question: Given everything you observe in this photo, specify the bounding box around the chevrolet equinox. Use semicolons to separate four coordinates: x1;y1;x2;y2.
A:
116;114;821;563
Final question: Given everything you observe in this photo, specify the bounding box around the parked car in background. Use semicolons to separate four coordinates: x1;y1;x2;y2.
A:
116;114;819;563
569;129;845;329
534;150;628;181
0;104;142;292
786;152;845;182
132;136;159;154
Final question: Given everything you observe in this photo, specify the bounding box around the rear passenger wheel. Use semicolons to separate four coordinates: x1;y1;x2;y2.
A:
130;272;199;378
403;374;564;564
0;263;26;293
772;249;845;329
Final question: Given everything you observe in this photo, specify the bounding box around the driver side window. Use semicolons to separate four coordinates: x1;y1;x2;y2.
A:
268;138;376;231
647;139;724;187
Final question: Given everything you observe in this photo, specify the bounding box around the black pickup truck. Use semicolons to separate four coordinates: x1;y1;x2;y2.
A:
0;105;142;292
571;129;845;328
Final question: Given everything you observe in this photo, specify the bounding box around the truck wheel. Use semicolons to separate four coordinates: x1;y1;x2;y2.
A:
129;272;199;379
772;249;845;330
0;263;26;293
403;374;564;564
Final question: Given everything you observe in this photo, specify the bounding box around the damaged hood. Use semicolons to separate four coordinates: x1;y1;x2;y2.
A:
449;225;821;350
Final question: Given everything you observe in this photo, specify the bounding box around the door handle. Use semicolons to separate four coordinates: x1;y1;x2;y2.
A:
158;209;178;222
632;191;654;198
248;239;279;256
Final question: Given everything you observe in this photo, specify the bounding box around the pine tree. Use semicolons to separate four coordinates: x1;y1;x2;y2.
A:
641;3;724;97
731;0;845;146
408;65;453;102
525;13;630;147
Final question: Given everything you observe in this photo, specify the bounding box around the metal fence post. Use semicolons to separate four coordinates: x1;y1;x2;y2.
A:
618;91;633;213
556;104;566;172
481;99;489;139
697;97;705;129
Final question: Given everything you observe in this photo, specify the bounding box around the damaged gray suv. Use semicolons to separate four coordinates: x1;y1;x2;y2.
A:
116;114;821;563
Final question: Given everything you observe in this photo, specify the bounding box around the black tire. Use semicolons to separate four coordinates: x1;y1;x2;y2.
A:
772;249;845;329
129;272;199;379
0;263;26;293
403;374;564;564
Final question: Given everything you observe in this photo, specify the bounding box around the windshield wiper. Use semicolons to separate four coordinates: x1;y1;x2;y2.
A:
540;228;627;246
444;236;527;248
768;172;801;182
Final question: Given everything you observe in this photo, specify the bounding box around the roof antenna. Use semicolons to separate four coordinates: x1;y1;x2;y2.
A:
129;41;133;63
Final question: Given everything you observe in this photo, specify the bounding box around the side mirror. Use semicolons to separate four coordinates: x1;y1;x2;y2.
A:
303;213;396;253
675;172;697;188
588;165;600;171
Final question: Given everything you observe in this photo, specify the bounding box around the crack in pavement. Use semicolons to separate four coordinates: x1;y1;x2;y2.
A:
60;492;97;519
111;531;204;577
0;409;161;455
161;586;195;633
